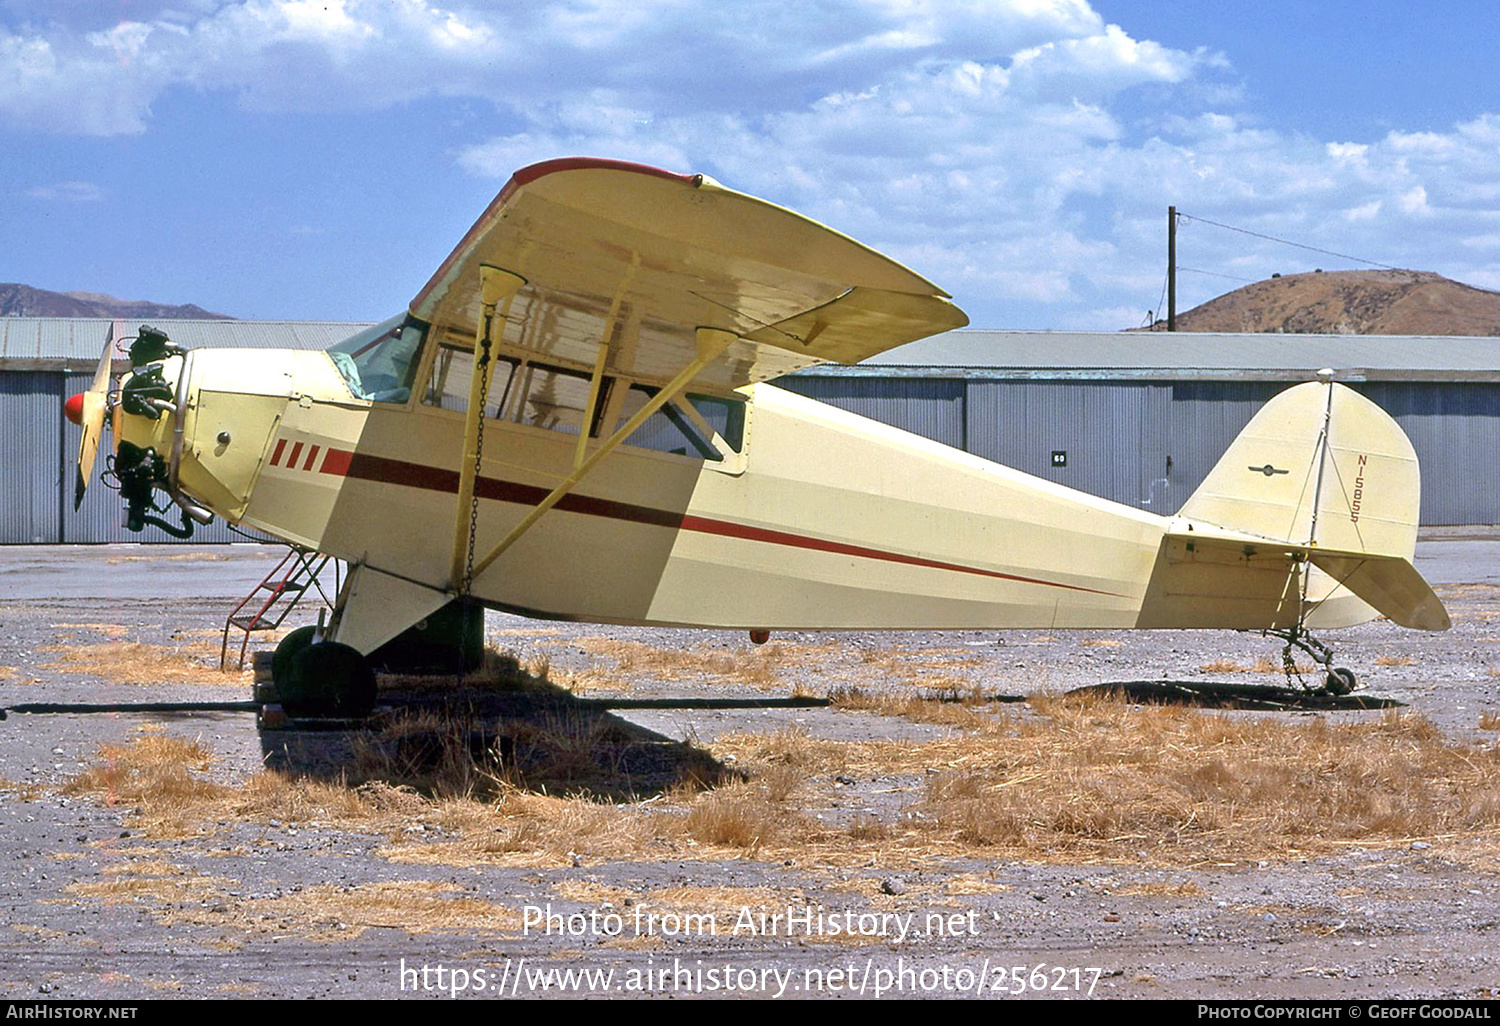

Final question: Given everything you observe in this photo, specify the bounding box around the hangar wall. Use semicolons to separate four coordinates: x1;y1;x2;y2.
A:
779;376;1500;527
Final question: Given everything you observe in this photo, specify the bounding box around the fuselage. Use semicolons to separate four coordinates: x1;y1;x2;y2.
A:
115;329;1369;633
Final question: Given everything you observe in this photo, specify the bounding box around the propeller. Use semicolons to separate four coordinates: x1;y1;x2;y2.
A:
64;323;117;511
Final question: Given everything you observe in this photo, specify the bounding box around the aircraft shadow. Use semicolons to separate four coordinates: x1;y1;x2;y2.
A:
258;663;744;802
1068;679;1405;711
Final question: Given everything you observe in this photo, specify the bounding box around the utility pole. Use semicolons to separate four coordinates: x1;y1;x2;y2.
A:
1167;205;1177;331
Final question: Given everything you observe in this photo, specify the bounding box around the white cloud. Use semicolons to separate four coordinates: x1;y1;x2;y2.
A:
4;1;1499;327
23;180;105;201
1398;185;1430;216
0;0;1119;133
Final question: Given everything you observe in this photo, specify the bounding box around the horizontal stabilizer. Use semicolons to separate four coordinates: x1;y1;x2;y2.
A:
1139;524;1449;632
1306;550;1450;631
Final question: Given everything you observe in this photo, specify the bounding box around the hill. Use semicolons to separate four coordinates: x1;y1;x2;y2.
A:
0;283;230;320
1162;269;1500;335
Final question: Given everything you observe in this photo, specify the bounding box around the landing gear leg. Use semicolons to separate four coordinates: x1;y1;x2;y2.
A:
1263;624;1359;695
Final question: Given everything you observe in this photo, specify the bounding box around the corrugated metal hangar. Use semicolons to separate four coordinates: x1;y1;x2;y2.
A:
3;316;1497;543
781;329;1500;528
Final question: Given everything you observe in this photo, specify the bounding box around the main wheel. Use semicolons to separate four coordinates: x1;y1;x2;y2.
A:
1324;667;1357;695
281;641;377;719
271;625;320;690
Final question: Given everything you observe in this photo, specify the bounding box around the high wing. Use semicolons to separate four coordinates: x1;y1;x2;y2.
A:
409;157;968;394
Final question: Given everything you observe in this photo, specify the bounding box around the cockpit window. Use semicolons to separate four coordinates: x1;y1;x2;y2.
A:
328;314;428;403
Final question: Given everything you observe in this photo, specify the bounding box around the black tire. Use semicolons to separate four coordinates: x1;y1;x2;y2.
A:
282;641;377;719
1325;667;1357;695
271;625;320;689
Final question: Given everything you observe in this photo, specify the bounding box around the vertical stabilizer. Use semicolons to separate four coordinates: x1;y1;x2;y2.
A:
1178;379;1421;562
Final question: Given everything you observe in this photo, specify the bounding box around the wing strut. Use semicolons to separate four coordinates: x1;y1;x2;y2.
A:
464;326;738;583
450;265;525;592
574;251;639;472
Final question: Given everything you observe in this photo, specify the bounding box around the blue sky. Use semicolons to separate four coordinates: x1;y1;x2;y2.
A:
2;1;1497;329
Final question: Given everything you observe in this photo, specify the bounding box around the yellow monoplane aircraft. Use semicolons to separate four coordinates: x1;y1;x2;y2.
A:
65;158;1449;716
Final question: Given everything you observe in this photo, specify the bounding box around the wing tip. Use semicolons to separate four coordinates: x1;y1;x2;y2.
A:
510;157;701;190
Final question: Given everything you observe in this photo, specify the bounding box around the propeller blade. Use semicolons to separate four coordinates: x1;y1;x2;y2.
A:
91;320;115;393
71;326;116;511
74;392;105;511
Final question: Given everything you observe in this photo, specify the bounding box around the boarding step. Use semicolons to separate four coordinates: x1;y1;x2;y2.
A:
219;548;340;672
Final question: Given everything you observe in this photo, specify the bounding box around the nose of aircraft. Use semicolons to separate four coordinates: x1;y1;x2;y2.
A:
64;392;86;425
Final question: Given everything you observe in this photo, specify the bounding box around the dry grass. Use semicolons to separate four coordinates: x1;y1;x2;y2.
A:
1082;639;1124;648
713;693;1500;864
576;637;798;688
943;874;1009;896
1480;712;1500;731
1114;881;1207;898
375;648;550;694
1251;655;1317;675
348;710;508;800
1200;657;1316;675
69;862;520;940
55;690;1500;873
1375;654;1416;667
904;693;1500;861
42;641;245;685
552;880;634;904
682;782;814;850
828;685;997;728
1200;659;1246;673
62;735;226;808
241;880;520;938
70;864;233;905
853;647;988;692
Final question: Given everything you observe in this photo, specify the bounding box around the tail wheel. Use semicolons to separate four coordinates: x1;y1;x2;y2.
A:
1324;667;1358;695
281;641;376;719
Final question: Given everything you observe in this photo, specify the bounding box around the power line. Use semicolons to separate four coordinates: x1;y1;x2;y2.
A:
1176;212;1398;271
1178;265;1259;284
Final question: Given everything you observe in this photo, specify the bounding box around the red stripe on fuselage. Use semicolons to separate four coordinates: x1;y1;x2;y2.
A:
270;439;287;467
309;448;1118;596
319;448;351;476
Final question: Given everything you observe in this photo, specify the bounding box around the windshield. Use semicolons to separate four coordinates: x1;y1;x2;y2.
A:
328;314;427;402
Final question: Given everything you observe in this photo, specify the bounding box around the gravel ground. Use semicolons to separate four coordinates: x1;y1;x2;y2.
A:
0;542;1496;1001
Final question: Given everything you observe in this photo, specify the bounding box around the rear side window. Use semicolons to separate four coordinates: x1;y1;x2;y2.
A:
513;363;597;436
689;394;745;453
619;386;744;461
